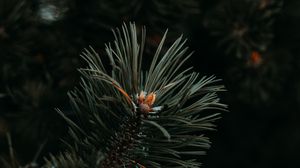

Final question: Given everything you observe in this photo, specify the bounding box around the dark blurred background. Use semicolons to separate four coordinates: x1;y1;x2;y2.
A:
0;0;300;167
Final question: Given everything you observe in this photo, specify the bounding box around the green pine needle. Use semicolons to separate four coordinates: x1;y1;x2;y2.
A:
45;22;227;168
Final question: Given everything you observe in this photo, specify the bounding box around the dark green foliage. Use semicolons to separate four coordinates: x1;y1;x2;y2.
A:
204;0;282;58
44;152;87;168
0;0;81;165
0;0;204;166
225;48;292;106
202;0;290;106
1;0;300;167
46;23;226;167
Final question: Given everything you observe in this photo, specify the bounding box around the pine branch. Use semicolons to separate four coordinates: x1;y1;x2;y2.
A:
45;22;226;168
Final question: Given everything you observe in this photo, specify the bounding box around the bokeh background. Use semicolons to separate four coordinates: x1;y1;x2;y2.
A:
0;0;300;167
